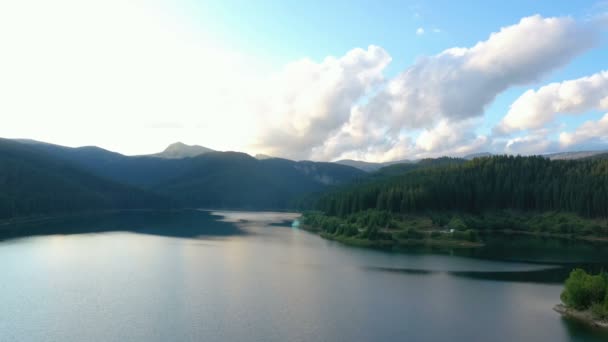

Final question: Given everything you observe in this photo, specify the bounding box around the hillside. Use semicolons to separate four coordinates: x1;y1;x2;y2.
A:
545;150;608;160
302;155;608;250
154;153;365;209
14;140;192;187
335;159;413;172
6;139;365;212
313;155;608;218
372;157;466;178
0;139;166;220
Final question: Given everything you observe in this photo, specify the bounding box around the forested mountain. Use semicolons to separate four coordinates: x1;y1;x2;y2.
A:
336;149;608;172
1;139;366;218
154;153;364;209
546;150;608;160
335;159;414;172
372;157;466;178
313;155;608;218
7;137;608;221
16;140;365;189
0;139;166;219
15;140;203;186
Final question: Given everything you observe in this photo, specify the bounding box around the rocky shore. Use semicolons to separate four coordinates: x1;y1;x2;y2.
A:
554;304;608;329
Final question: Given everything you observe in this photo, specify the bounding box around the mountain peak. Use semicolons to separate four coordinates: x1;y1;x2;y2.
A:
153;142;215;159
255;153;275;160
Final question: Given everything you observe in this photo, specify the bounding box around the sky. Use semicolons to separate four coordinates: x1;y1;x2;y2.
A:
1;0;607;161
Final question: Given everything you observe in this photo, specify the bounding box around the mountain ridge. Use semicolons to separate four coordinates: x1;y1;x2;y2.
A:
148;142;215;159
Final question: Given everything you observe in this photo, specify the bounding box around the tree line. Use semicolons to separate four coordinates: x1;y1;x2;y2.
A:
312;156;608;218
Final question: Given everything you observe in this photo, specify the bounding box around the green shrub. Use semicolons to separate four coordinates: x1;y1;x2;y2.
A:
561;269;608;310
448;217;467;231
395;228;425;240
591;302;608;320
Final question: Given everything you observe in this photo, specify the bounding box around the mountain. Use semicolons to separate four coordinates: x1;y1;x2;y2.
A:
0;139;165;220
312;155;608;218
153;154;365;209
545;150;608;160
337;150;608;171
372;157;466;178
149;142;214;159
4;139;365;214
583;152;608;160
255;153;275;160
335;159;414;172
13;139;189;187
335;159;384;172
464;152;493;160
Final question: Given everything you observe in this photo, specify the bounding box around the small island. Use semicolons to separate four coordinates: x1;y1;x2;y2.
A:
555;269;608;329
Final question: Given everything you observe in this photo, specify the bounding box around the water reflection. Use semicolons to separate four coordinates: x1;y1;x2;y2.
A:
1;210;608;341
561;317;608;341
0;210;243;241
364;265;576;284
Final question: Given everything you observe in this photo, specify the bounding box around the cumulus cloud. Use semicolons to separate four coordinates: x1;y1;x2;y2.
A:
559;113;608;148
252;46;391;159
364;15;598;131
415;120;488;156
416;27;425;35
303;15;599;161
1;3;603;161
497;71;608;133
310;116;488;162
504;129;559;155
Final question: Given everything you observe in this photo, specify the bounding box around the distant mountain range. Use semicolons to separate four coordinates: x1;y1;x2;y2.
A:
463;152;493;160
543;150;608;160
0;139;165;219
334;150;608;171
2;138;608;220
147;142;215;159
0;139;365;219
335;159;414;172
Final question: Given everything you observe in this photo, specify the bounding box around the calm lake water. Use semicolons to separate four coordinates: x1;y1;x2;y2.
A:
1;210;608;341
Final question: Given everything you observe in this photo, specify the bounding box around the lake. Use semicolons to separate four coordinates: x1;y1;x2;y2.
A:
1;210;608;341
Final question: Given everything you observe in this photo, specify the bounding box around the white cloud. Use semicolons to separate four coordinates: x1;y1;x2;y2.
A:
308;15;599;161
497;71;608;133
504;129;558;155
415;120;488;156
416;27;425;35
0;4;604;161
365;15;598;131
559;113;608;148
252;46;391;159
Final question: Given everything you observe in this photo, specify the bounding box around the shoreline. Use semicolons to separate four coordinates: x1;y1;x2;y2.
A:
0;208;298;229
488;229;608;244
0;209;179;228
302;222;608;253
304;226;484;250
554;304;608;329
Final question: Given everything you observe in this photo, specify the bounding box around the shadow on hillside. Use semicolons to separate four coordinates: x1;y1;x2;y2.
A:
0;209;244;241
364;263;608;285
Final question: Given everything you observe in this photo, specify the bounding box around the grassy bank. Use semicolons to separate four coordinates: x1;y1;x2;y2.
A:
302;210;608;251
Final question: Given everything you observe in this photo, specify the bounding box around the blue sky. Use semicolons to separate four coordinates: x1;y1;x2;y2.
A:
0;0;607;160
189;0;608;137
